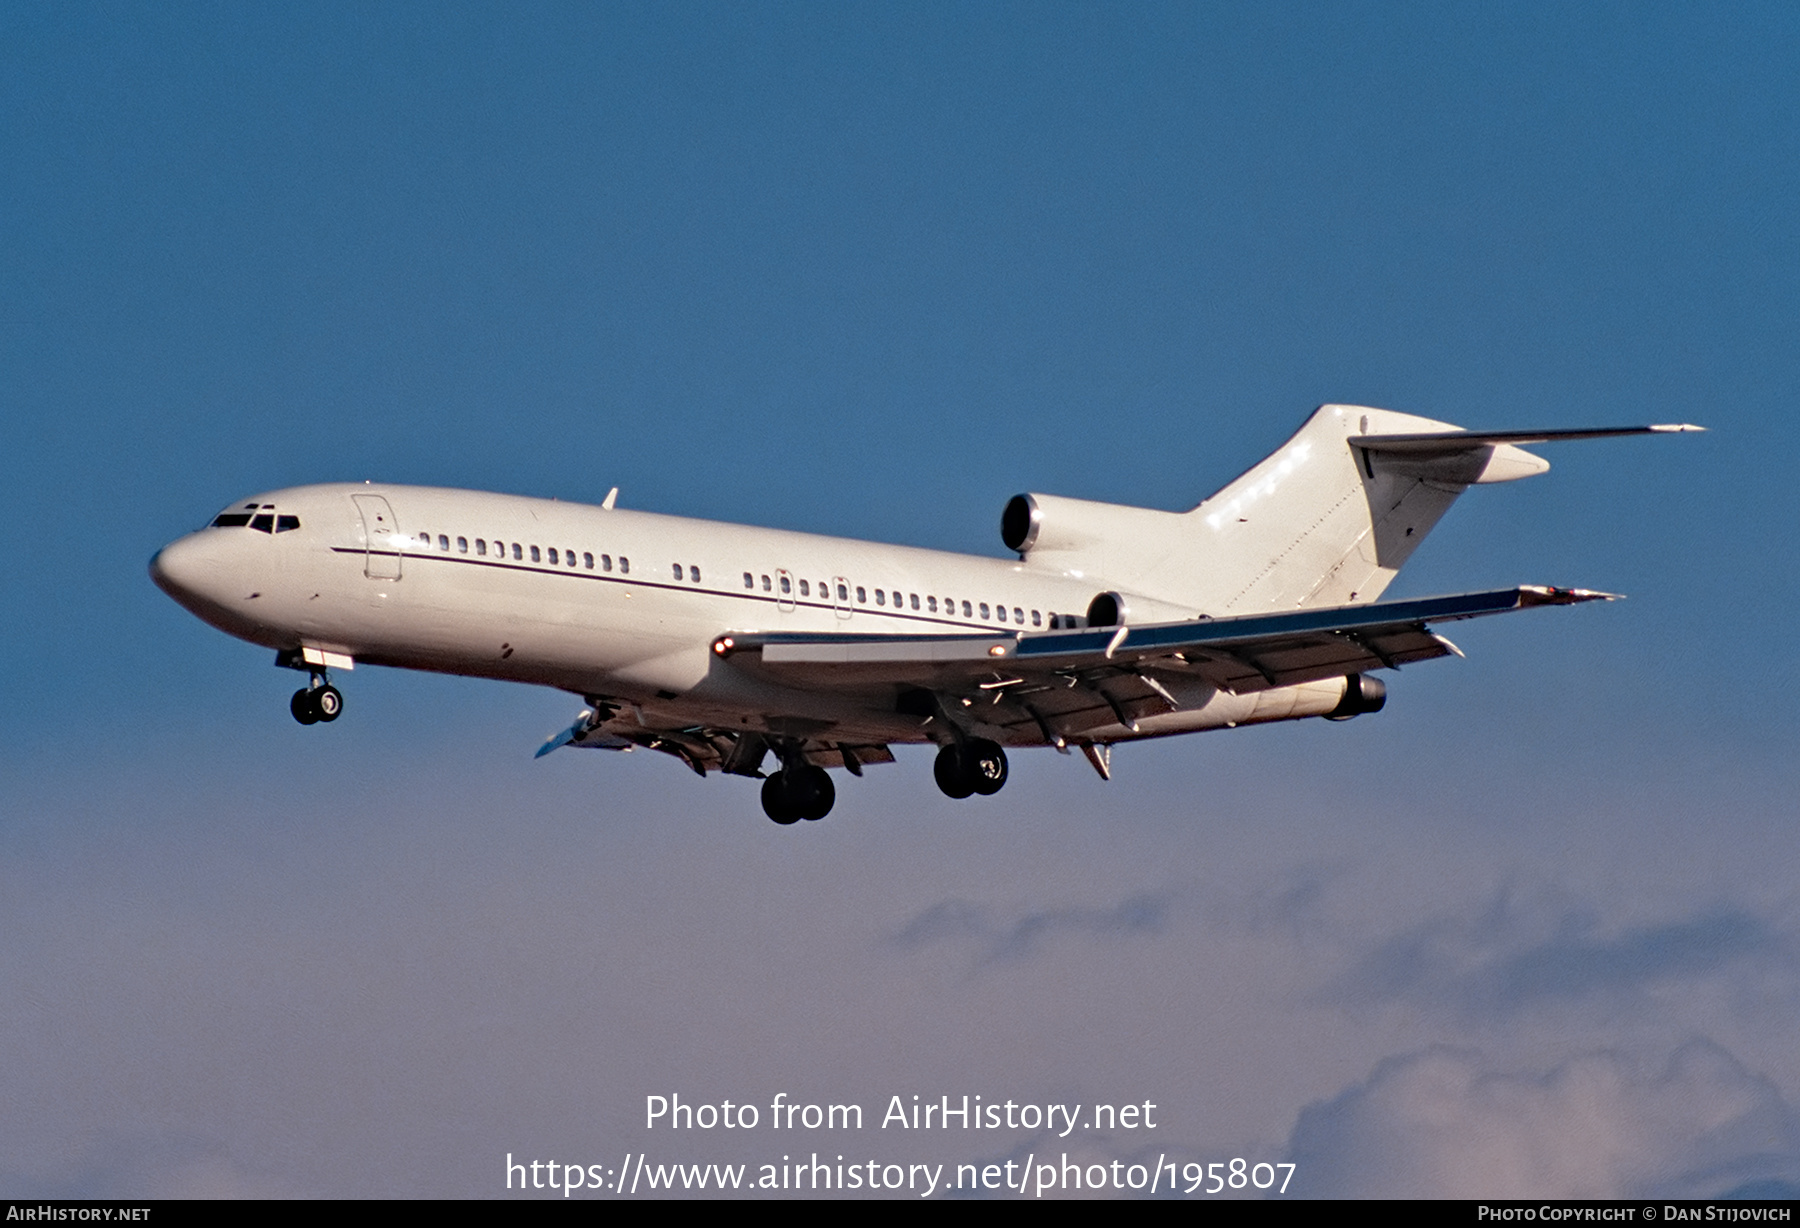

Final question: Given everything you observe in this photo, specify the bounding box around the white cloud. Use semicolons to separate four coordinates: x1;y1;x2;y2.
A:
1285;1040;1800;1198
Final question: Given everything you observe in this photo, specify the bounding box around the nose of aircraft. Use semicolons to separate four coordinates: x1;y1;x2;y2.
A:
149;531;228;614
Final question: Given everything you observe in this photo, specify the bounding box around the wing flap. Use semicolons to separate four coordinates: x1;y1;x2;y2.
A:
1169;623;1457;692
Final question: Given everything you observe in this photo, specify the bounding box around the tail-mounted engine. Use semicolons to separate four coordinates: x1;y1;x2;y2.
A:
1001;492;1192;566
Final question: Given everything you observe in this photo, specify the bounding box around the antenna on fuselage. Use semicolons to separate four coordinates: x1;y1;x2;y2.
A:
601;487;618;510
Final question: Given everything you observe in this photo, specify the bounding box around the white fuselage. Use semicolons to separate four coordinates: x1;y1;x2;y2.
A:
150;482;1354;750
149;408;1696;808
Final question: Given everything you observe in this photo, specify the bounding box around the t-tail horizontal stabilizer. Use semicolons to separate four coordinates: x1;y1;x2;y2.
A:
1349;424;1705;451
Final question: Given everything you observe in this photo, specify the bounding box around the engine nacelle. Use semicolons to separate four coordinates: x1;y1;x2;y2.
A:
1324;673;1387;720
1082;588;1208;627
1001;492;1192;565
1086;590;1126;627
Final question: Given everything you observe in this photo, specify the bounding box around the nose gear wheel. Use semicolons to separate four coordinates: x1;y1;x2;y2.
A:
290;682;343;725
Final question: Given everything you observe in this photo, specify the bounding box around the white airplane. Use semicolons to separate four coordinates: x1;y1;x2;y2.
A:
151;404;1698;824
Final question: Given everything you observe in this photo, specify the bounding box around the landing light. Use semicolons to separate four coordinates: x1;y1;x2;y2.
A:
714;637;735;656
988;645;1007;657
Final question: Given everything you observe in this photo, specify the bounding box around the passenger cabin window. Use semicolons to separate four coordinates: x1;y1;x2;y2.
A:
457;536;468;553
962;601;972;617
798;579;809;596
530;546;541;562
550;548;560;565
744;572;754;589
584;552;594;569
779;575;791;594
761;575;771;591
856;587;867;603
477;539;487;555
672;563;683;580
438;534;448;551
910;594;919;610
513;544;523;560
875;590;885;606
691;566;701;583
619;557;629;574
602;554;612;571
837;583;848;601
1031;610;1041;626
927;596;938;613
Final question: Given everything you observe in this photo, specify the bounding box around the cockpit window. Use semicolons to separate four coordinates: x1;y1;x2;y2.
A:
211;506;300;531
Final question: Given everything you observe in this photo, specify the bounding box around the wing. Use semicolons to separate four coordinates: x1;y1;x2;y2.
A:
714;585;1617;696
541;585;1613;770
536;705;894;779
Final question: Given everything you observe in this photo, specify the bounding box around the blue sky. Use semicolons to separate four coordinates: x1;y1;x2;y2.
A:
3;1;1798;1198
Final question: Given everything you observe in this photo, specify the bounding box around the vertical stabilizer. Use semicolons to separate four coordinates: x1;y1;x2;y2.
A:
1087;405;1545;614
1188;405;1489;613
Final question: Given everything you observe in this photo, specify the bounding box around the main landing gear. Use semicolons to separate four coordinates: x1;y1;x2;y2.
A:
290;677;343;725
761;764;836;825
746;734;1010;825
934;738;1008;800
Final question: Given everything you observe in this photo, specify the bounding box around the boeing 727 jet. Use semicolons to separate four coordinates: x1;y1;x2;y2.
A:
150;404;1697;823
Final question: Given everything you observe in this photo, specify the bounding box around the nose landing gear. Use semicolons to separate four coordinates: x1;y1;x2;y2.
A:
290;679;343;725
276;648;347;726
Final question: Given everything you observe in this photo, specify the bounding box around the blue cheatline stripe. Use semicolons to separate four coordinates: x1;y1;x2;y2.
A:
1011;589;1527;659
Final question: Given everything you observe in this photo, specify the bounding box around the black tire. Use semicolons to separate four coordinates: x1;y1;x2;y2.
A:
761;772;801;824
933;744;975;799
290;688;320;725
314;684;343;722
798;765;835;821
968;739;1009;795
